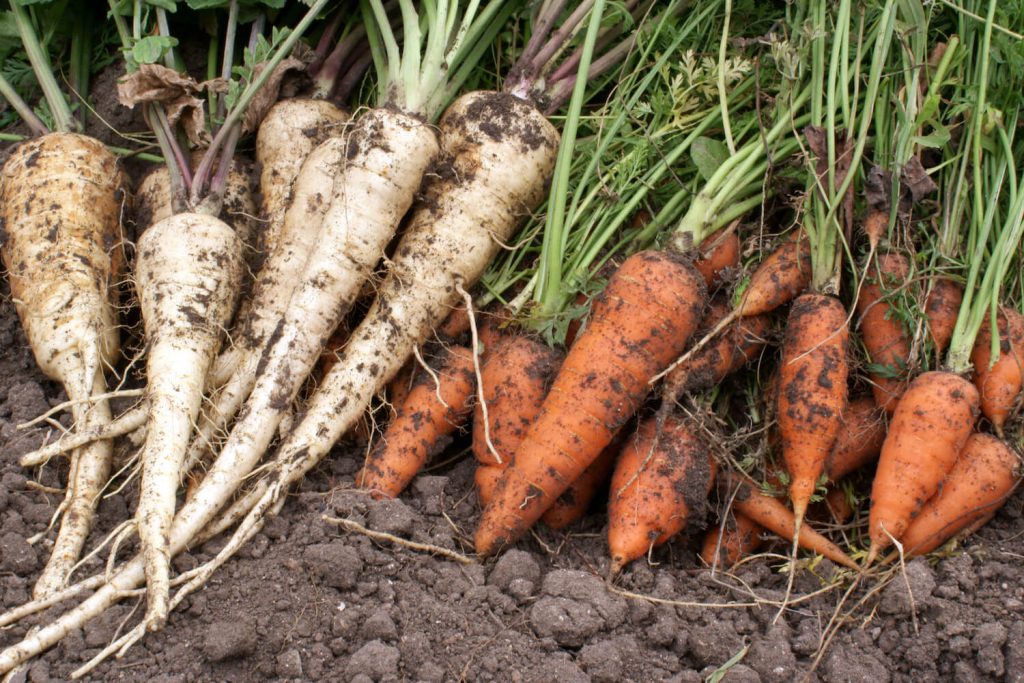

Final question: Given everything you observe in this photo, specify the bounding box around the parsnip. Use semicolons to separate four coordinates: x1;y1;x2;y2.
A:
0;132;127;598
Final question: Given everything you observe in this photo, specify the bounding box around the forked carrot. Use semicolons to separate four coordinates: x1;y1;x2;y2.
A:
866;371;979;563
542;443;617;530
357;346;476;498
607;416;716;572
475;250;707;556
823;395;886;481
857;252;912;412
721;475;857;569
701;511;764;568
777;293;849;527
971;307;1023;435
899;432;1020;558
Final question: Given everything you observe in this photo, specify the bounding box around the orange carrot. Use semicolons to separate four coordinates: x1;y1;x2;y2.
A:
866;371;979;562
472;334;563;467
665;295;771;396
542;443;617;530
387;360;419;419
722;475;858;569
856;253;912;412
925;277;962;356
475;250;707;556
437;302;471;340
822;486;854;524
694;228;741;290
701;511;764;568
475;464;503;506
564;291;591;348
357;346;476;498
900;432;1020;558
607;417;716;572
736;230;812;317
971;307;1023;435
824;395;886;481
778;294;849;526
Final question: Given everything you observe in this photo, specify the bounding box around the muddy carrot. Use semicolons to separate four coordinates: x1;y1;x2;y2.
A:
971;307;1023;435
701;512;764;568
925;278;962;357
824;396;886;481
357;346;476;498
542;443;618;530
857;252;912;412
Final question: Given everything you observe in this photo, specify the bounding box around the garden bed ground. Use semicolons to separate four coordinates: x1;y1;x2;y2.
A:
3;282;1024;683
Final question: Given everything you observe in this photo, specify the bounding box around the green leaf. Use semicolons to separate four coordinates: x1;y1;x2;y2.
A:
131;35;178;64
146;0;178;11
12;0;59;6
185;0;228;8
691;136;729;182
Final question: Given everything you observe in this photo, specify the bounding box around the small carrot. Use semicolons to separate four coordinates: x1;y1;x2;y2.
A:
693;227;741;290
925;277;962;357
357;346;476;498
971;307;1023;435
778;294;849;527
542;444;617;530
472;334;564;467
856;252;912;412
607;417;716;572
721;475;857;569
822;486;855;525
664;295;771;397
701;512;764;568
437;302;472;341
824;395;887;482
866;371;979;563
475;464;504;507
475;250;707;556
899;432;1020;558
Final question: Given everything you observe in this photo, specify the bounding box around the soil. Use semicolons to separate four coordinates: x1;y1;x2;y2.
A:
4;70;1024;683
2;284;1024;683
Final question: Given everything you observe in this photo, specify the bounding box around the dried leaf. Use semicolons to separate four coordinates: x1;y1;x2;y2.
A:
901;157;938;203
865;165;891;213
117;64;217;146
804;126;855;243
241;56;305;134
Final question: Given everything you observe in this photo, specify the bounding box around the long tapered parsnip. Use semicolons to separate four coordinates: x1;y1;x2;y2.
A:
134;213;243;630
1;132;127;598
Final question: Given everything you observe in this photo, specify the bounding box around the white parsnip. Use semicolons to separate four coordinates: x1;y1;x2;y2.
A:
133;213;243;630
0;133;127;598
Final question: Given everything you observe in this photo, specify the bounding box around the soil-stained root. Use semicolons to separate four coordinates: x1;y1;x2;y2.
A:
778;294;849;527
358;346;477;498
823;395;887;481
900;432;1021;558
254;98;349;257
541;443;617;530
693;228;740;290
856;253;912;412
867;371;979;563
701;511;764;569
971;307;1024;435
475;251;707;556
134;213;244;630
0;132;127;598
925;277;962;357
607;416;716;573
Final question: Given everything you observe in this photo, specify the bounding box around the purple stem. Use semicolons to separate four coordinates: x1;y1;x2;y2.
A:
333;50;373;104
314;23;367;96
528;0;594;76
544;36;637;114
308;8;346;76
516;0;570;68
208;123;241;200
248;14;265;53
548;0;646;83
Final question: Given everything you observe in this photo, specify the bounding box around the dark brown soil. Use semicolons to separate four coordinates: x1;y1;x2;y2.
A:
3;284;1024;683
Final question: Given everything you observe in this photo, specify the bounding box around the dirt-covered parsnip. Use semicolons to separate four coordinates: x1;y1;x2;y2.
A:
133;214;243;632
0;3;128;598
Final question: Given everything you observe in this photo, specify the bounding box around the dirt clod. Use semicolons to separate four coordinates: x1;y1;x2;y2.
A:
202;618;258;661
345;639;400;681
879;558;936;615
303;541;363;589
0;531;37;574
488;548;541;592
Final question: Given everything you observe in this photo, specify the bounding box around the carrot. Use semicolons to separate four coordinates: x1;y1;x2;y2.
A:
664;295;771;397
777;293;849;527
737;230;812;317
475;464;504;507
541;443;617;530
357;346;476;498
607;416;716;572
899;432;1020;558
971;307;1024;435
856;252;912;412
472;334;564;467
722;475;858;569
701;512;764;568
693;227;741;290
925;277;962;357
823;395;886;481
1;133;127;598
822;486;855;525
475;251;707;556
866;371;979;563
437;302;472;341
